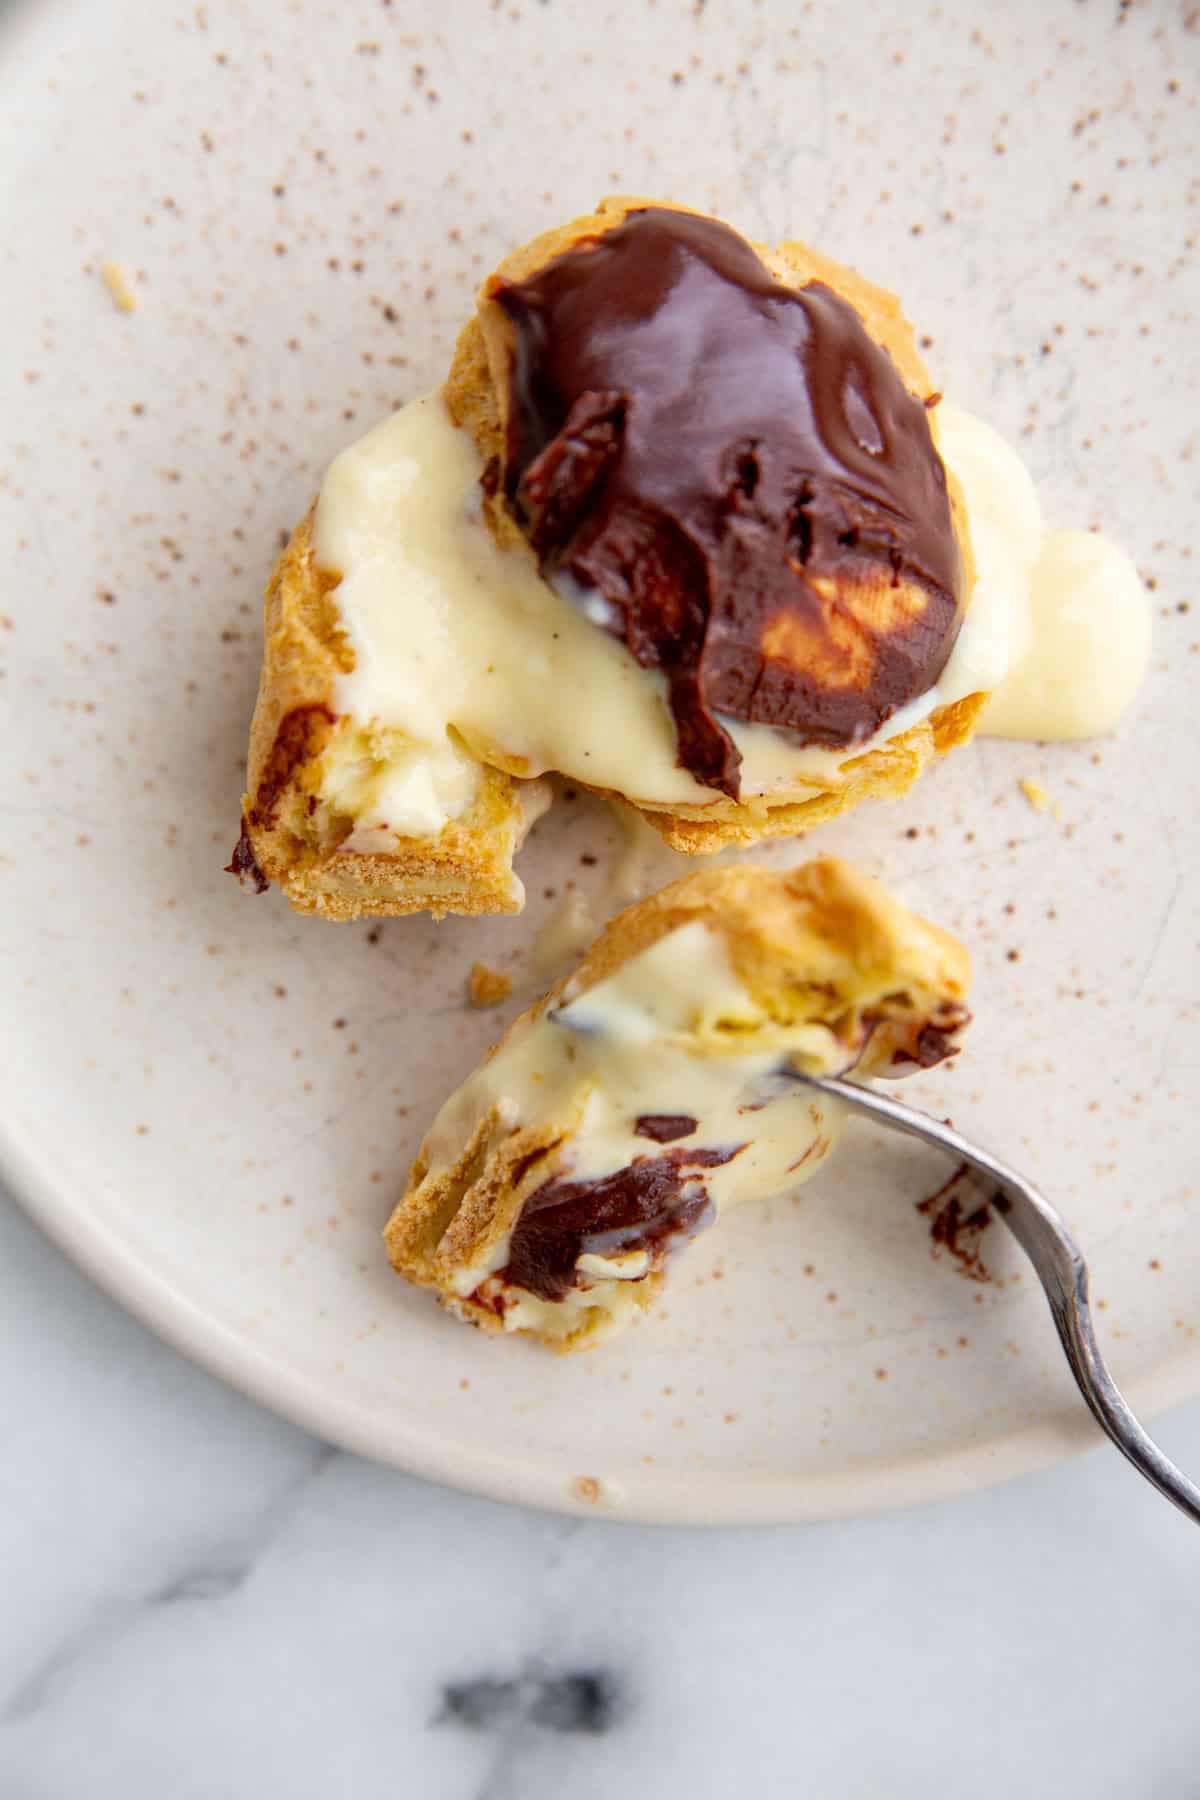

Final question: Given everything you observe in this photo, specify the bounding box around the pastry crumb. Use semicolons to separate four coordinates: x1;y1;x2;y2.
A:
1018;776;1050;812
101;261;138;313
467;961;512;1008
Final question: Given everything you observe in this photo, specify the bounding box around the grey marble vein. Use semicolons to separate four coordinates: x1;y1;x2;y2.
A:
438;1668;621;1737
428;1515;631;1800
2;1442;339;1726
445;1669;624;1800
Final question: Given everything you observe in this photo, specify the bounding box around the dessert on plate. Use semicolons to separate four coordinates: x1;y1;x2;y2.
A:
231;196;1010;920
384;859;971;1349
231;194;1150;920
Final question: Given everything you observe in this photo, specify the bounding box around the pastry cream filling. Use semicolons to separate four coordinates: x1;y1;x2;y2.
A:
934;404;1151;739
320;724;484;846
417;921;848;1335
311;393;986;832
979;529;1151;740
313;392;1148;844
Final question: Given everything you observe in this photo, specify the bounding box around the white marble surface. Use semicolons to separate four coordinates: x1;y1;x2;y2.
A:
3;1183;1199;1800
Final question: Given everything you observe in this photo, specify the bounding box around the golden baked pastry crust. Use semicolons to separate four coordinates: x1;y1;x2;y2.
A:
627;690;985;851
234;514;542;920
236;196;986;918
384;858;971;1350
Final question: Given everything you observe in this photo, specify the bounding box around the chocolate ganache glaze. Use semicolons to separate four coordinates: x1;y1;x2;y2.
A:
499;1145;741;1303
492;207;964;799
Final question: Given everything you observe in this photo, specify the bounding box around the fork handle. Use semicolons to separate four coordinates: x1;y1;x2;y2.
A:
1006;1202;1200;1526
800;1073;1200;1527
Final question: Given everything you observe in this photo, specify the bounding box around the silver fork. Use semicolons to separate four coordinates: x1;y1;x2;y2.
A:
798;1072;1200;1526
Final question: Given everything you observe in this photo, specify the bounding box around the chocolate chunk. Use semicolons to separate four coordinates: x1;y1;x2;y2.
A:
917;1161;994;1282
494;207;963;798
501;1144;742;1301
225;818;269;893
633;1113;699;1143
887;1003;972;1069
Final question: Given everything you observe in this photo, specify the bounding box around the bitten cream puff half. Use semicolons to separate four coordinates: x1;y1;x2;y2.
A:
231;197;1006;919
384;859;971;1350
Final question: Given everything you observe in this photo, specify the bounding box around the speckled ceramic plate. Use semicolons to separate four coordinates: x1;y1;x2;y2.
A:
2;0;1197;1524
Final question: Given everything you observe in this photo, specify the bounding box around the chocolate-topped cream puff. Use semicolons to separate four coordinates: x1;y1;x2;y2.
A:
232;198;997;918
384;859;971;1348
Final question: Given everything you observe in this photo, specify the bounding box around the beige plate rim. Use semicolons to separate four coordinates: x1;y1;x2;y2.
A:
7;1115;1198;1526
